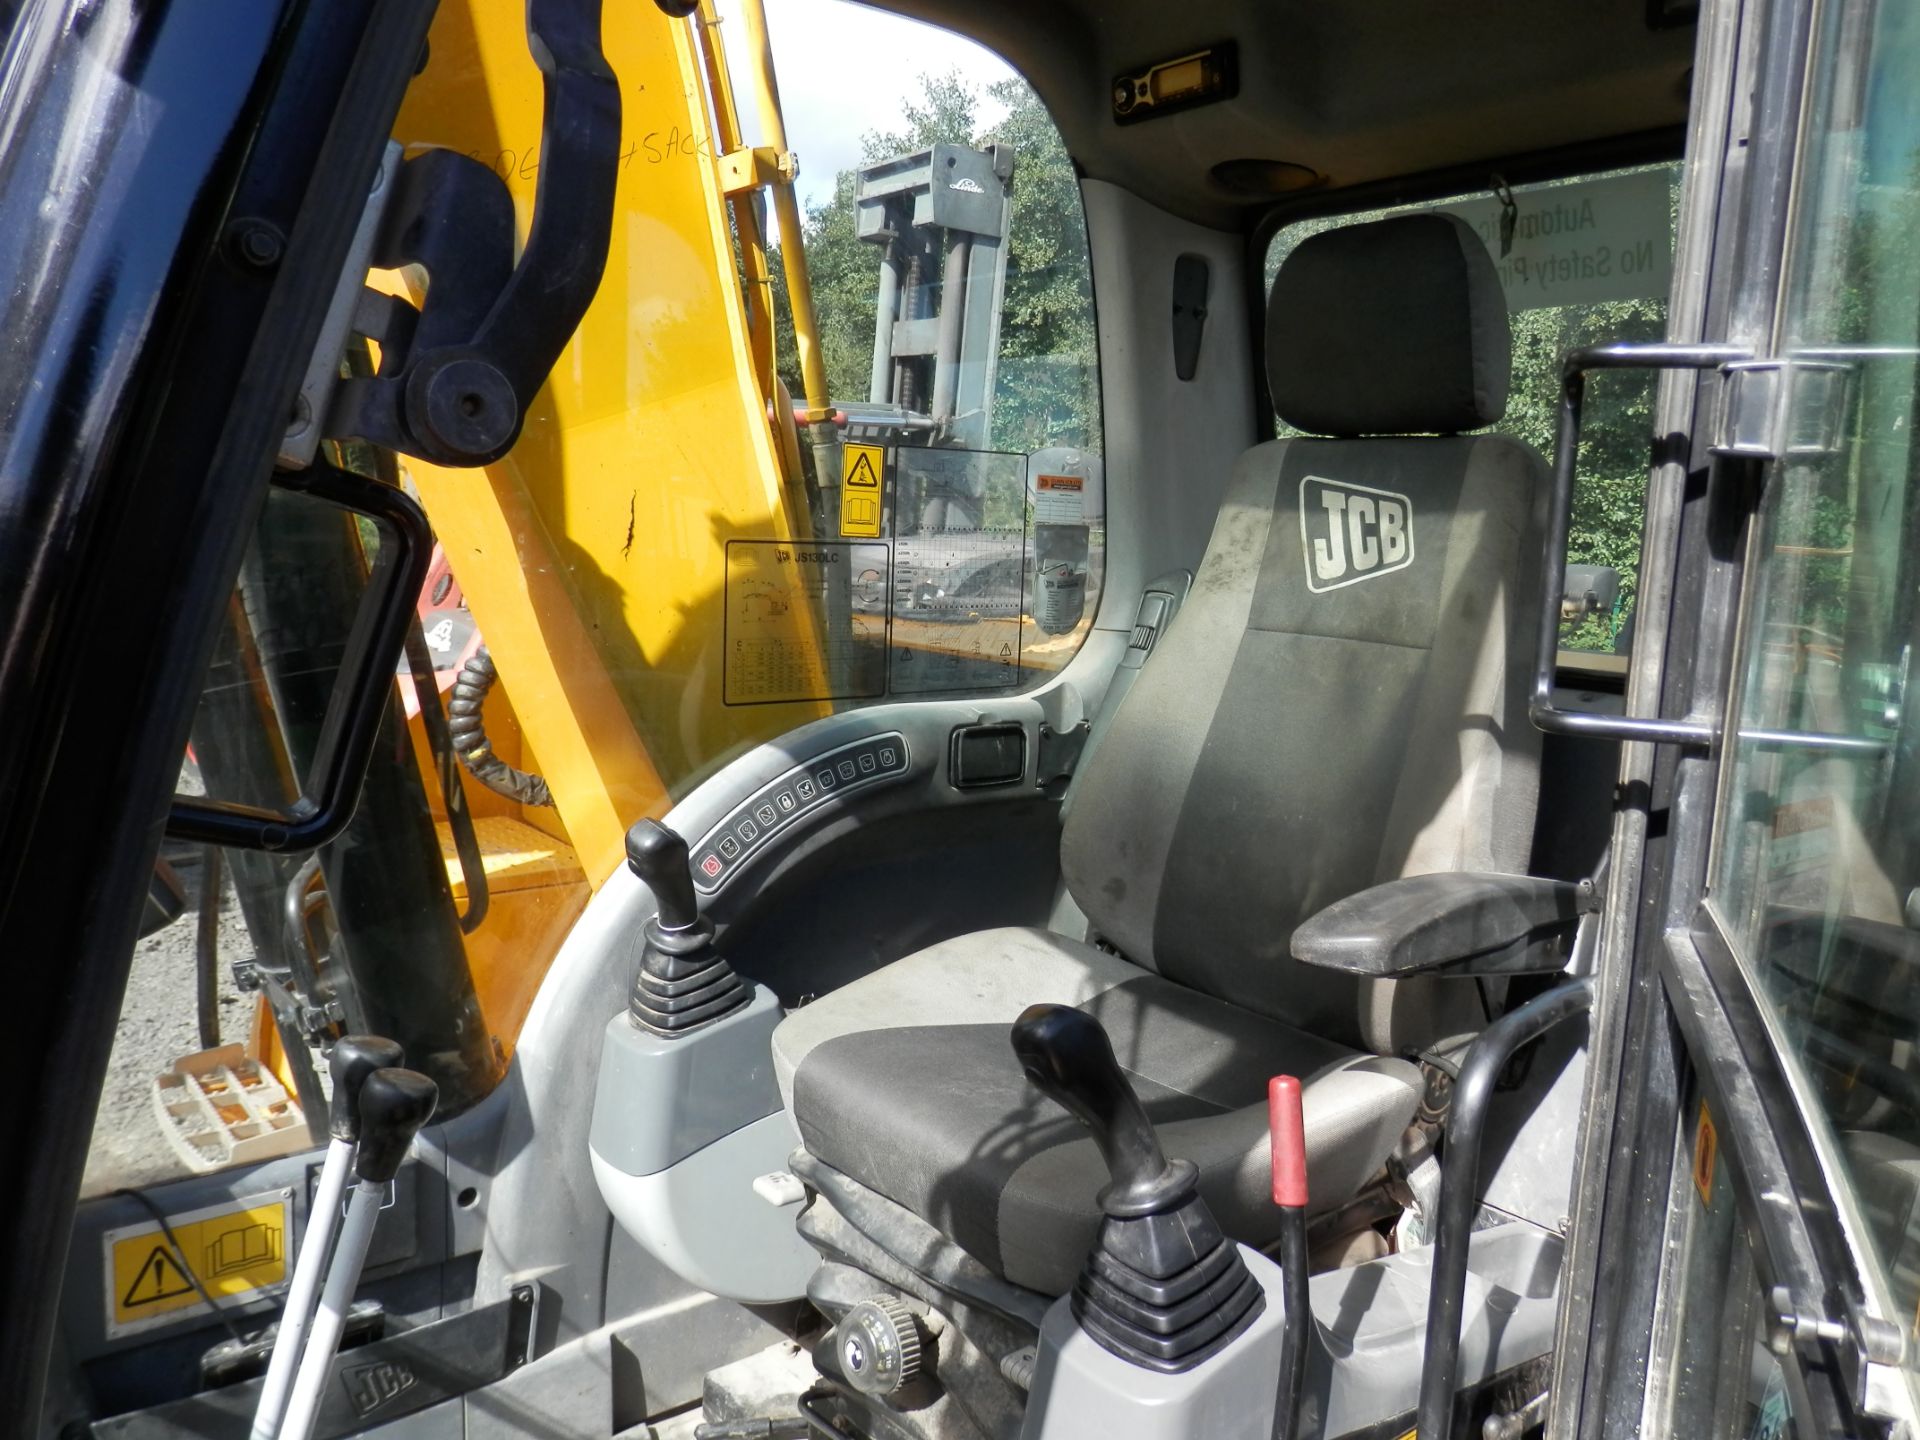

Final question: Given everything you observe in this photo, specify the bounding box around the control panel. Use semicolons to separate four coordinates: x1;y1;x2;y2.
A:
690;732;911;894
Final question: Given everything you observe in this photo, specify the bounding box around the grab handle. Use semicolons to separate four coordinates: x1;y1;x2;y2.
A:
1529;342;1747;749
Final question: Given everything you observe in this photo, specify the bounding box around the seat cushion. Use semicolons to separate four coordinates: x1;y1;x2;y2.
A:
776;928;1422;1295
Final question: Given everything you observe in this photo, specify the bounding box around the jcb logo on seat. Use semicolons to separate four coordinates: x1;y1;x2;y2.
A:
1299;477;1414;592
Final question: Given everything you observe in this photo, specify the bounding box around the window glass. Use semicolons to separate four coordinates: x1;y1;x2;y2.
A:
87;479;523;1197
747;0;1105;699
83;2;1102;1195
1649;1083;1801;1440
1708;0;1920;1383
1265;164;1680;658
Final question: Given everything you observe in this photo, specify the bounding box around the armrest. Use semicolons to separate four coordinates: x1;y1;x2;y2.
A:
1291;873;1593;978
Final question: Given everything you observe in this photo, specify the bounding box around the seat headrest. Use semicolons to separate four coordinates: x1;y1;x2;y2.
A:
1267;212;1511;437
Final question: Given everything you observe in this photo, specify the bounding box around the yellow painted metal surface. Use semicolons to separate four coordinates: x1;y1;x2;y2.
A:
732;0;832;424
387;2;831;889
436;817;590;1054
441;815;584;896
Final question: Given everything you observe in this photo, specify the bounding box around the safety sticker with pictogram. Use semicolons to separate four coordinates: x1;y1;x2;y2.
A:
103;1190;292;1338
1692;1101;1718;1205
840;443;885;538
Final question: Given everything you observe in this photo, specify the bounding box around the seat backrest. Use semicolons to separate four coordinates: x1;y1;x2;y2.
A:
1061;213;1548;1056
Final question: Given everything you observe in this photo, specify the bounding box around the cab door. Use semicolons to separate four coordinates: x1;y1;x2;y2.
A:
1559;0;1920;1434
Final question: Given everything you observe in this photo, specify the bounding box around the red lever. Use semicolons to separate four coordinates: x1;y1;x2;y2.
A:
1269;1075;1308;1209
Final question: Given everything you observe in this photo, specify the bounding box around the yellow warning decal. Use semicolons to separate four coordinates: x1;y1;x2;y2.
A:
840;443;884;538
104;1190;291;1338
1693;1100;1717;1205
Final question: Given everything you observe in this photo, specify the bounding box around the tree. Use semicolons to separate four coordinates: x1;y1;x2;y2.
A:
1505;296;1667;650
978;76;1099;451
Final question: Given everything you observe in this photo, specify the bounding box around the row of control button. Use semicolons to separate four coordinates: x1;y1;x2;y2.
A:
691;733;910;892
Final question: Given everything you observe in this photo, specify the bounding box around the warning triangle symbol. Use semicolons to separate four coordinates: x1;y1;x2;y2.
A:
844;452;880;488
123;1245;195;1309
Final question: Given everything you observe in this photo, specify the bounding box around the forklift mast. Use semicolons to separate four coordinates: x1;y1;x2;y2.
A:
858;141;1015;450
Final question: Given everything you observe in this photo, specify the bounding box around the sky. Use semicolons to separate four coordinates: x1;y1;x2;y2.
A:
717;0;1019;214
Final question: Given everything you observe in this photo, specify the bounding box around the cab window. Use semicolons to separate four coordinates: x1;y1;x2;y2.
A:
1706;0;1920;1387
752;1;1106;702
82;2;1104;1196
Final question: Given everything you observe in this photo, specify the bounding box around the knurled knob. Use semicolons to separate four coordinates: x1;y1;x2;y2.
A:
837;1296;925;1396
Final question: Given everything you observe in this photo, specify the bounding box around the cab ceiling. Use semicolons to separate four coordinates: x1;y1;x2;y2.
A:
869;0;1697;228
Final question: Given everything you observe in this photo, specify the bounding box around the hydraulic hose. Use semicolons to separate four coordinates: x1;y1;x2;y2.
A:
447;647;552;808
195;845;223;1050
403;619;488;933
1273;1207;1309;1440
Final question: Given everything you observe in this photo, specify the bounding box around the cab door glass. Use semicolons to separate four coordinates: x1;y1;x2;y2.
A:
87;481;512;1199
1652;1085;1798;1440
1707;0;1920;1381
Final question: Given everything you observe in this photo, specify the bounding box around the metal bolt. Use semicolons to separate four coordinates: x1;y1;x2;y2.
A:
228;218;286;270
414;356;518;461
1860;1314;1907;1367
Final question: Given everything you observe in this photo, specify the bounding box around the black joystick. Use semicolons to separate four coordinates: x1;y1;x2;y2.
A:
625;818;750;1037
327;1035;404;1143
354;1067;439;1186
1011;1004;1263;1373
628;818;707;937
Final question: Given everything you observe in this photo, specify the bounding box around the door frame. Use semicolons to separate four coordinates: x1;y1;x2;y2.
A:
1558;0;1917;1432
0;4;439;1433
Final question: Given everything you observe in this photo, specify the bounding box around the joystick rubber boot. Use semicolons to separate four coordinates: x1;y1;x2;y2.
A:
625;818;750;1036
1012;1004;1263;1372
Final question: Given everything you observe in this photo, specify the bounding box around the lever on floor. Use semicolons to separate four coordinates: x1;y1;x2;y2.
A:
275;1066;439;1440
1010;1004;1264;1373
249;1035;403;1440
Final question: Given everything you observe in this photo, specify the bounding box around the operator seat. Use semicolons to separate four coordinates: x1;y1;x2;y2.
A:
774;213;1548;1296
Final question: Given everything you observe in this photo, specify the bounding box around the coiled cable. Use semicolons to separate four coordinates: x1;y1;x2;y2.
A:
447;647;553;807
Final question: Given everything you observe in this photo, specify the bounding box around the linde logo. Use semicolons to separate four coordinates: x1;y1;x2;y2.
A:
948;176;984;194
1298;477;1414;592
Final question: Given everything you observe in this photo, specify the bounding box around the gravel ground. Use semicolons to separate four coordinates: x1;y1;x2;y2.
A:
81;854;273;1197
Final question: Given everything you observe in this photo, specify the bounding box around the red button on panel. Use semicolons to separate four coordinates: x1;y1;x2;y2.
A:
699;854;723;878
